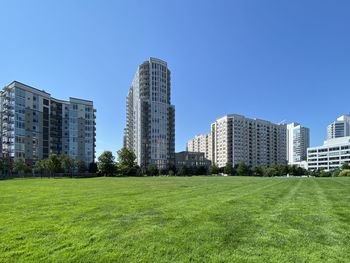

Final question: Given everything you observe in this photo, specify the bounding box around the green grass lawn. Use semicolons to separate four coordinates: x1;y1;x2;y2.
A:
1;176;350;262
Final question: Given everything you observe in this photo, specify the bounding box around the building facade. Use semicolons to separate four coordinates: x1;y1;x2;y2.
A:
327;115;350;139
186;133;213;161
124;58;175;170
286;123;310;165
175;151;211;169
307;137;350;171
210;114;287;168
0;81;96;165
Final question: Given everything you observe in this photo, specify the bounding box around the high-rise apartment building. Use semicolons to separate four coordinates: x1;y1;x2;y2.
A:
124;58;175;170
327;115;350;139
0;81;96;165
286;123;310;165
210;114;287;167
186;133;212;161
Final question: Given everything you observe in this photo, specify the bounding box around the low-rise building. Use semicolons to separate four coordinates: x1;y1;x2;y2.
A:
175;151;211;169
307;136;350;171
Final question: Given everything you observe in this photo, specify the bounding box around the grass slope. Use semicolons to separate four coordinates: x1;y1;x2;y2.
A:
0;177;349;262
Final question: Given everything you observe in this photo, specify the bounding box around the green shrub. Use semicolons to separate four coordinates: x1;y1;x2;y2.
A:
339;169;350;177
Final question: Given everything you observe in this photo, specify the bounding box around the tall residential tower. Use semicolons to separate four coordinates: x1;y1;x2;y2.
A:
286;123;310;165
327;115;350;139
124;58;175;170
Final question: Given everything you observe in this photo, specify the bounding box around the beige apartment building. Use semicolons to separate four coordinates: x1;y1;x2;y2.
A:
187;114;287;168
186;133;212;161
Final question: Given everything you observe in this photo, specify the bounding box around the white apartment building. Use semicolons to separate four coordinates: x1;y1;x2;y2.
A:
186;133;212;161
211;114;287;168
327;115;350;139
307;136;350;171
124;58;175;170
286;123;310;165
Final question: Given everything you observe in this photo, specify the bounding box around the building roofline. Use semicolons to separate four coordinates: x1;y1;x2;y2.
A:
6;80;51;96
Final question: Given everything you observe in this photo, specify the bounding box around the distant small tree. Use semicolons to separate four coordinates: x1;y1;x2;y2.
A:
97;151;115;176
34;160;45;177
224;163;234;175
263;167;279;177
0;159;4;175
147;164;159;176
341;162;350;170
318;170;332;177
76;160;87;173
168;165;177;176
253;166;264;177
61;155;76;175
13;159;28;176
332;169;341;177
189;166;197;175
47;154;62;175
197;166;208;175
178;166;188;176
277;164;289;176
209;165;219;175
237;162;249;176
289;165;298;175
89;162;98;173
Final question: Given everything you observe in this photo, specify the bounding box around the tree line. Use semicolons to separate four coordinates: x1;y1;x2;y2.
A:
1;148;350;178
97;148;350;177
0;154;97;177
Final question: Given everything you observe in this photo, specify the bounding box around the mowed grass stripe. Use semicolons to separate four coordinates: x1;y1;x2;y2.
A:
0;177;349;262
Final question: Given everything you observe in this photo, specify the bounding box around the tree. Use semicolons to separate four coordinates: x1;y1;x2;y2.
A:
34;160;45;177
209;165;219;175
117;148;138;176
277;164;289;176
263;167;279;177
178;166;188;176
321;170;332;177
97;151;115;176
0;159;4;175
89;162;98;173
168;165;177;176
289;165;298;175
237;162;249;176
75;160;87;173
224;163;234;175
341;162;350;170
60;155;76;175
197;166;208;175
147;164;159;176
13;159;28;175
47;154;62;175
253;166;264;177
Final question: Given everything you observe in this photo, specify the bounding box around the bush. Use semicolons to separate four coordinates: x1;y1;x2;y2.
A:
318;170;332;177
339;169;350;177
263;167;279;177
209;165;219;175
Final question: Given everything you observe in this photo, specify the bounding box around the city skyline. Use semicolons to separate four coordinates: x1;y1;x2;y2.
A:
1;1;350;157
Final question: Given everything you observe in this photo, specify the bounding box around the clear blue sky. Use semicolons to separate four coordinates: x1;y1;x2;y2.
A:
1;0;350;157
